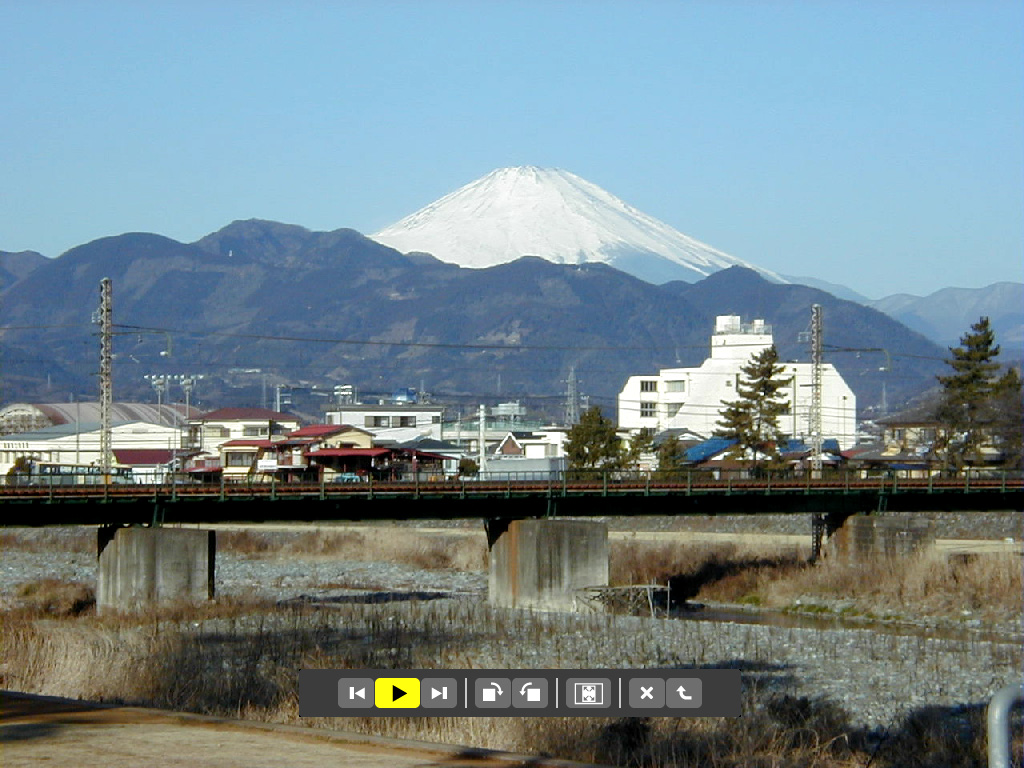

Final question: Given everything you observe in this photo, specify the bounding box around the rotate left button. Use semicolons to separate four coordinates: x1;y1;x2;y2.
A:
374;677;421;708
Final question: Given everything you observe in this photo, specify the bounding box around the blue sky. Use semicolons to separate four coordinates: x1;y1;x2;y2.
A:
2;0;1021;298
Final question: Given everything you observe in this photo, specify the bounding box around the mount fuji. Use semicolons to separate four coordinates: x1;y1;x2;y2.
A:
372;166;786;285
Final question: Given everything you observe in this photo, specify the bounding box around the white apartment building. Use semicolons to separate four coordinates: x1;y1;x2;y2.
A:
618;315;857;450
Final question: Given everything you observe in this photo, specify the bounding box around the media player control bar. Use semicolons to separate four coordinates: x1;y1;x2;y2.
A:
300;669;741;717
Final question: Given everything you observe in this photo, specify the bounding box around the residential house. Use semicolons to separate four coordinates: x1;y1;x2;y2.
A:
186;407;301;455
214;423;374;483
483;429;568;479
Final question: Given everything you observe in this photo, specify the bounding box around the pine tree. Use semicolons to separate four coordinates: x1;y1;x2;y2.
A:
937;317;1001;469
655;435;686;479
565;406;623;475
624;429;654;472
714;345;788;467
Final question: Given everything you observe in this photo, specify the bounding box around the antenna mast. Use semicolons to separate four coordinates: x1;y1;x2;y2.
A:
98;278;114;475
809;303;823;475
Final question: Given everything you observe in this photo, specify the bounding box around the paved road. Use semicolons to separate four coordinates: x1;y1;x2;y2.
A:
1;691;604;768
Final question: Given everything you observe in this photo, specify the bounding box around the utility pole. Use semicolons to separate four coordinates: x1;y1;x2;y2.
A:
97;278;114;476
477;404;487;475
809;304;823;476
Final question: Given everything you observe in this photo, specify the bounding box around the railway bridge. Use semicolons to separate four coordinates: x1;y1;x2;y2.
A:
3;473;1020;612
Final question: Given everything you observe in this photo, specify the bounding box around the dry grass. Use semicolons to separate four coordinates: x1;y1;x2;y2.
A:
218;527;487;572
763;550;1023;622
2;596;1016;767
611;538;1023;623
0;528;94;553
12;578;95;617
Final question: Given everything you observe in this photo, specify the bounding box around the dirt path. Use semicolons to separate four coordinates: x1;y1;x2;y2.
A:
1;691;603;768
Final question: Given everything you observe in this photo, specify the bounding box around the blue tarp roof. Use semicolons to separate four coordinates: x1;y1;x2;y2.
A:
685;438;736;462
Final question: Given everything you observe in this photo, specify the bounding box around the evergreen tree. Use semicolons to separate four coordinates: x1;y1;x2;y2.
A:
714;345;788;467
565;406;623;475
655;435;686;479
624;429;654;472
988;367;1023;469
937;317;1001;469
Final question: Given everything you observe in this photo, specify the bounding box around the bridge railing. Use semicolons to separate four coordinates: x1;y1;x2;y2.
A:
3;467;1022;495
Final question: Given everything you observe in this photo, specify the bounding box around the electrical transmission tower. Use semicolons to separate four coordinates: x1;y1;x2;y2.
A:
564;365;580;426
809;303;823;475
97;278;114;476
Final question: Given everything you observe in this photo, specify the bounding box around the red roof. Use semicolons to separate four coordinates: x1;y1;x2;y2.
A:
113;449;178;465
304;448;391;459
288;424;362;438
198;407;297;422
221;439;275;448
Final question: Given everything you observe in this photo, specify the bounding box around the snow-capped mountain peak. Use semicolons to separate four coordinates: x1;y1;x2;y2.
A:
371;166;785;285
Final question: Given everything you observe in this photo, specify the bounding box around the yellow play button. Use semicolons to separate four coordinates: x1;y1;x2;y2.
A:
374;677;420;708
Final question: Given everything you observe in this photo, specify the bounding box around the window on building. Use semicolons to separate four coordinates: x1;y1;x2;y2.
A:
225;452;251;467
366;416;390;428
640;402;657;418
665;380;686;393
640;380;658;393
243;425;269;437
396;416;416;428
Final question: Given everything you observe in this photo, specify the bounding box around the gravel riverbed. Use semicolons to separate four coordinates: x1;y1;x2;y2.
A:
2;516;1021;734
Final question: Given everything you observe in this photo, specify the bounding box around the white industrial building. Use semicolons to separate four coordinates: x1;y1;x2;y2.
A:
618;315;857;450
0;421;185;476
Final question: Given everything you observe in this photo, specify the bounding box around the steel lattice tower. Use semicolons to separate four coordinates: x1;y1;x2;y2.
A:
98;278;114;475
809;303;823;474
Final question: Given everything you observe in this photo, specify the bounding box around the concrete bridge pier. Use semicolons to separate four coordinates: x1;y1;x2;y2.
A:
97;526;215;613
488;518;609;612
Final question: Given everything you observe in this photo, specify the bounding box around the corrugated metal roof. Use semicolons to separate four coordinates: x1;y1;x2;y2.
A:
0;402;198;430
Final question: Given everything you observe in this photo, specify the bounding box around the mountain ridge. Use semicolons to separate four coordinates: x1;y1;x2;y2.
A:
0;222;949;417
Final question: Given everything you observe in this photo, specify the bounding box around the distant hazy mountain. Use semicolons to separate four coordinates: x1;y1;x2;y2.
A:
0;221;945;416
0;250;47;292
782;274;868;303
869;282;1023;360
372;166;787;286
